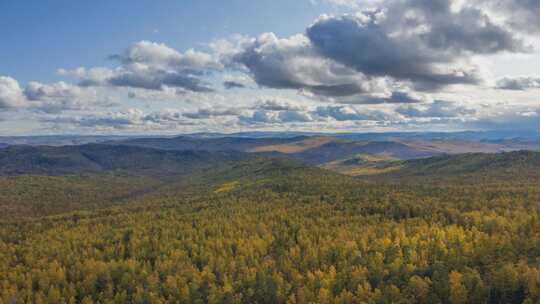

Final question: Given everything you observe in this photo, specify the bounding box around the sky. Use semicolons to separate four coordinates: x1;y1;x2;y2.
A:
1;0;540;135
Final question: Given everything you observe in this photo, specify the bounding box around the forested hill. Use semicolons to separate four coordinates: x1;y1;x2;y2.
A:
112;135;475;165
0;144;248;177
112;135;518;164
0;155;339;219
112;135;308;152
4;145;540;302
371;150;540;183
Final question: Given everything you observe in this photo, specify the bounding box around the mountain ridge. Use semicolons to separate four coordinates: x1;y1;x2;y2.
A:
0;144;249;177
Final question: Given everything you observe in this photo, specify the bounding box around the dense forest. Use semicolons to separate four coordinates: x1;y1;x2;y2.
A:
2;148;540;303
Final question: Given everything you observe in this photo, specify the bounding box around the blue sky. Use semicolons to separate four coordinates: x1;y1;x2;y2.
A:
0;0;328;84
1;0;540;135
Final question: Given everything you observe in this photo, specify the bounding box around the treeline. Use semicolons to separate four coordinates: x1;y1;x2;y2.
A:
3;171;540;303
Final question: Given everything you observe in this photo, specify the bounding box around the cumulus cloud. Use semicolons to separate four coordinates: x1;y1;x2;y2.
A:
49;109;148;128
239;111;279;124
6;0;540;133
112;40;222;70
62;64;214;93
231;33;373;97
50;1;529;108
183;107;243;119
125;86;187;101
184;98;403;126
143;110;189;124
0;76;25;109
108;68;214;93
306;3;524;91
44;108;194;130
58;67;114;87
396;100;476;118
220;0;527;101
24;81;81;101
0;76;109;113
256;99;306;111
239;109;314;125
23;81;98;113
222;73;254;90
315;105;394;121
223;81;246;89
478;0;540;34
278;110;314;122
495;77;540;91
337;91;428;104
62;41;218;93
396;0;524;54
317;0;383;8
226;32;419;103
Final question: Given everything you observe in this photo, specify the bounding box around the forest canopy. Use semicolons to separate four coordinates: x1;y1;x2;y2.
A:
2;149;540;303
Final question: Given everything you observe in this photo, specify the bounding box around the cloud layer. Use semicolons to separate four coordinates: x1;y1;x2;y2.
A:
2;0;540;134
496;77;540;91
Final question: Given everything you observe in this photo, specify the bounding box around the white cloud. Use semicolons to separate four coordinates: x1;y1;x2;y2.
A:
315;105;396;121
59;67;115;87
256;98;307;111
396;100;476;118
116;40;222;70
43;108;194;131
496;77;540;91
0;76;25;109
318;0;383;9
0;75;116;114
23;81;97;113
183;107;244;119
230;32;378;98
60;40;219;93
5;0;540;134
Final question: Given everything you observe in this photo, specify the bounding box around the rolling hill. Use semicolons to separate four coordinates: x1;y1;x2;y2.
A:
289;140;438;164
246;136;338;153
0;135;135;146
394;150;540;178
321;154;400;176
331;150;540;183
0;148;346;218
0;144;248;177
112;135;308;152
4;141;540;303
113;135;443;164
113;134;540;166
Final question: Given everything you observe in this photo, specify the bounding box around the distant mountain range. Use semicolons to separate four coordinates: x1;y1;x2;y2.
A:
0;135;136;146
114;135;440;163
3;135;540;219
185;130;540;141
3;140;540;184
3;133;540;185
111;134;540;164
3;130;540;147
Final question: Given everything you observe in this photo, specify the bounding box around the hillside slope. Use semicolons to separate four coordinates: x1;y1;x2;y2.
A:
321;154;399;176
4;148;540;303
0;153;348;218
363;150;540;183
0;144;247;177
116;136;442;163
115;135;536;165
113;136;307;152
